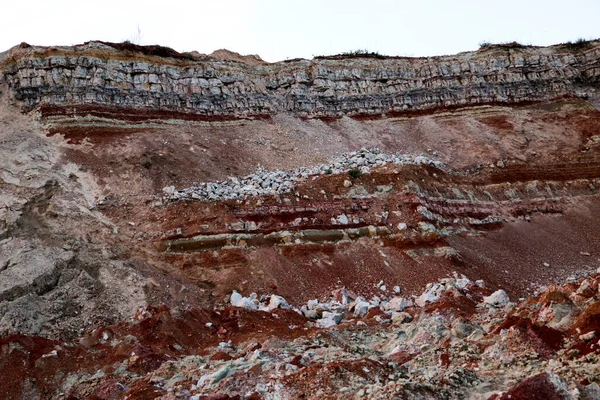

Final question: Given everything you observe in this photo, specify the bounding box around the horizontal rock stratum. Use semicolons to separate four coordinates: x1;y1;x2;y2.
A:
1;40;600;118
2;39;600;399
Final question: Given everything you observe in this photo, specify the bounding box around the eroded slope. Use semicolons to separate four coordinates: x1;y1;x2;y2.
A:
1;40;600;399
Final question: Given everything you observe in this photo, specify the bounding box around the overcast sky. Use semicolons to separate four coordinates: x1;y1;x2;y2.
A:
2;0;599;62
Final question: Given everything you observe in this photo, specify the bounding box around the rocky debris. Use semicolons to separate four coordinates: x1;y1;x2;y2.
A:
483;289;511;308
384;296;412;312
576;278;596;297
352;298;371;318
579;331;595;341
228;274;482;330
265;294;290;311
493;372;572;399
164;148;445;202
316;311;344;328
229;290;258;310
415;282;446;307
2;271;600;399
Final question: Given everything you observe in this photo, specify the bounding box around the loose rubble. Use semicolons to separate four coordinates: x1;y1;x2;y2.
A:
163;148;445;202
3;270;600;399
227;275;487;331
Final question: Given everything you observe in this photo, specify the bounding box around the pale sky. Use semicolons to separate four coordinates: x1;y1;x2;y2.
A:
2;0;599;62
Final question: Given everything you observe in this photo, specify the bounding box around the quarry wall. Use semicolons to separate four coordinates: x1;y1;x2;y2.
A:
2;41;600;117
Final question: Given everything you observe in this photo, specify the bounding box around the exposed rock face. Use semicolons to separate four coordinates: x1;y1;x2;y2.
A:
1;40;600;398
2;41;600;118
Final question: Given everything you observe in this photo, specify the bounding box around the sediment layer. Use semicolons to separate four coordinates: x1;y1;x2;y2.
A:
2;40;600;118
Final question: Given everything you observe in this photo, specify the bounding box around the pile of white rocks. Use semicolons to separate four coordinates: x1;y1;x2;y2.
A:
229;274;512;329
163;148;445;202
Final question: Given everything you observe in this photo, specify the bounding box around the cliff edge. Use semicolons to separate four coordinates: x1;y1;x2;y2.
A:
2;40;600;119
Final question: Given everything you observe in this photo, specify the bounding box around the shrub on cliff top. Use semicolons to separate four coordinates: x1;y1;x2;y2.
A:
314;49;387;60
478;41;533;51
97;41;199;61
563;38;593;50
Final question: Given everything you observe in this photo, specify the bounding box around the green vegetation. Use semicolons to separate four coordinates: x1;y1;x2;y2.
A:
99;41;199;61
563;38;594;50
342;49;383;57
314;49;387;60
478;41;530;50
348;169;361;179
140;157;155;169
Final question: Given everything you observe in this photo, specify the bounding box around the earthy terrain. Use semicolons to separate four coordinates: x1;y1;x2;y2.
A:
1;40;600;399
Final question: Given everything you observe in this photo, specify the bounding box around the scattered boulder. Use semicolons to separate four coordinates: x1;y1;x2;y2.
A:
416;283;445;307
332;287;357;305
579;331;595;341
391;311;413;324
353;298;371;318
384;297;412;312
317;311;344;328
266;295;290;311
576;279;596;297
455;276;472;290
230;291;258;310
581;383;600;400
483;289;510;308
451;320;477;339
301;306;319;319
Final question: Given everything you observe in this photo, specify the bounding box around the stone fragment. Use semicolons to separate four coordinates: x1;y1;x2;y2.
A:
483;289;510;308
579;331;596;341
577;279;595;297
41;350;58;358
451;321;476;339
455;277;472;290
332;287;357;305
230;291;243;305
267;295;290;311
353;298;370;318
301;307;318;319
384;297;412;312
391;311;412;324
416;283;445;307
230;291;258;310
316;311;343;328
581;383;600;400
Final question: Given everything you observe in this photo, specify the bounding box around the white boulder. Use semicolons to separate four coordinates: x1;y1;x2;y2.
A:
483;289;510;308
353;298;370;318
415;283;445;307
230;291;258;310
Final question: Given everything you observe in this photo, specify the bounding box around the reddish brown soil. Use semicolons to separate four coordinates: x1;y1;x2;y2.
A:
282;358;394;397
0;306;314;400
449;198;600;297
494;373;570;400
495;316;565;358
